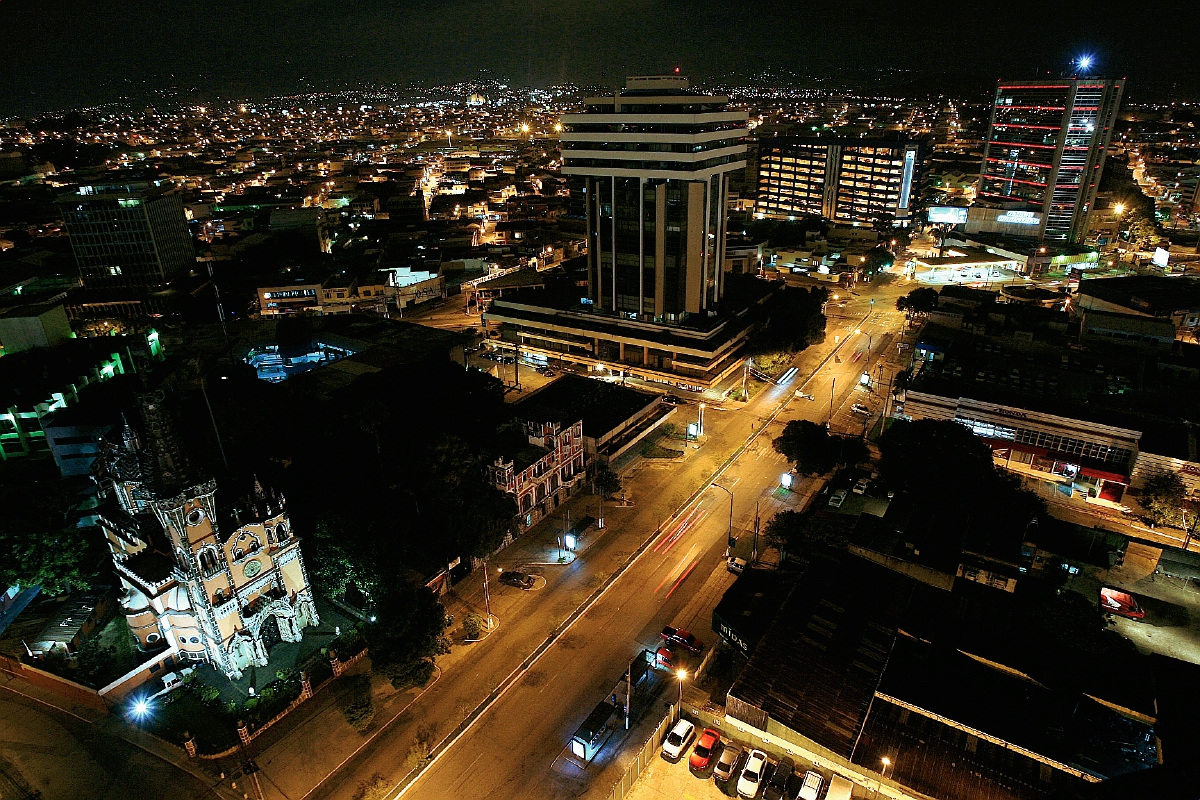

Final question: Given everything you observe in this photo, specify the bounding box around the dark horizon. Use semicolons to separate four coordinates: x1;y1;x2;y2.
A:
2;0;1199;117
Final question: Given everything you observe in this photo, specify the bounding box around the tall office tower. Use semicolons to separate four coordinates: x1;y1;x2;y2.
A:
58;182;194;291
560;76;747;322
978;78;1125;243
756;134;928;226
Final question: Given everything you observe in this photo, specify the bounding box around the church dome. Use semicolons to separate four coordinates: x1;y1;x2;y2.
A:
163;585;192;612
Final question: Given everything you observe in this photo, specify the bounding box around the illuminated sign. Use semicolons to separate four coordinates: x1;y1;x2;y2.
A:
899;149;916;210
928;207;968;224
1153;247;1170;268
996;210;1041;225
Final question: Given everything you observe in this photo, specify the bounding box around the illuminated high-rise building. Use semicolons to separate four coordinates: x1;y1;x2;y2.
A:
978;78;1124;243
559;76;747;321
756;134;929;226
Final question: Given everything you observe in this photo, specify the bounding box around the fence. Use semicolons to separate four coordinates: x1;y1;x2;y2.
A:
601;707;676;800
0;651;109;713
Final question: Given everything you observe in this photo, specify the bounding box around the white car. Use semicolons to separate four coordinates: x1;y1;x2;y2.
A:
852;478;870;495
828;489;848;509
660;718;695;761
798;769;824;800
738;749;769;798
851;403;872;416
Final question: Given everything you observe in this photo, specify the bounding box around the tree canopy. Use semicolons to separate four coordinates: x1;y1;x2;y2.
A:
1139;472;1187;527
747;285;828;359
773;420;869;475
0;479;103;595
763;510;849;562
896;287;939;314
877;419;1045;568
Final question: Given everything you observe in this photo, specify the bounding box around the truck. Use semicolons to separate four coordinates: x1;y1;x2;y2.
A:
1099;586;1145;620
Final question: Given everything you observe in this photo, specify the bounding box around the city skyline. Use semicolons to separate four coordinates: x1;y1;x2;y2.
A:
2;0;1198;117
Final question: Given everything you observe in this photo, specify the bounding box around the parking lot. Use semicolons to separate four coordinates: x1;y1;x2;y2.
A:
627;719;849;800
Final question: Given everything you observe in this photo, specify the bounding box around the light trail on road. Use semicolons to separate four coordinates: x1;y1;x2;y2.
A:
654;544;699;594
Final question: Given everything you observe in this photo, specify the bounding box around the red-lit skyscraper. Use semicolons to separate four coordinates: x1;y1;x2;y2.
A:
978;78;1124;243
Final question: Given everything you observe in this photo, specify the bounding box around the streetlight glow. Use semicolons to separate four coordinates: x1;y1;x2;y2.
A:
131;697;152;719
1113;203;1125;215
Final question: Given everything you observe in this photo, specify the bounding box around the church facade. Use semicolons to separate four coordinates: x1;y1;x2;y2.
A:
98;418;319;680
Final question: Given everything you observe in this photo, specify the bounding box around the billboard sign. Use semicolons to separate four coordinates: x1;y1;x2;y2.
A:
1153;247;1170;268
928;206;968;224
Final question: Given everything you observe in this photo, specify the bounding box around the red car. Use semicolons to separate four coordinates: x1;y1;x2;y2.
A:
661;626;704;654
689;727;721;771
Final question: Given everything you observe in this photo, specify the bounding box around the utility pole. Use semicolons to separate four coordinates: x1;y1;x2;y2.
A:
625;659;633;730
751;501;761;564
482;559;493;629
830;377;836;422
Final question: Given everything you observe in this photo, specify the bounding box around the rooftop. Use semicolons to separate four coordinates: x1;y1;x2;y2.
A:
1077;275;1200;316
727;553;914;759
510;375;659;440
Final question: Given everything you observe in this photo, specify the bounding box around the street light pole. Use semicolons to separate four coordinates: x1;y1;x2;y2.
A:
830;377;836;422
697;403;705;436
482;559;493;629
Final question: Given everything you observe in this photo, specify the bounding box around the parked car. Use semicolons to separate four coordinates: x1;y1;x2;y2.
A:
661;626;704;653
852;478;871;495
851;403;871;416
655;645;678;669
689;727;721;771
499;571;535;589
738;749;770;798
828;489;848;509
797;769;824;800
660;718;695;761
727;557;748;575
541;370;556;377
763;756;794;800
662;394;683;405
713;743;743;783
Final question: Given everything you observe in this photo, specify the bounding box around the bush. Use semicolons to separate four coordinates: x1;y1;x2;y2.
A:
462;613;485;640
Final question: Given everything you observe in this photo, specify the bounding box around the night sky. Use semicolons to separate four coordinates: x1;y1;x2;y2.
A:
2;0;1198;116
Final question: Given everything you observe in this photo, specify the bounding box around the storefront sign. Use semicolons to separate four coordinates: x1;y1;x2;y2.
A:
1179;464;1200;477
996;210;1041;225
992;407;1029;420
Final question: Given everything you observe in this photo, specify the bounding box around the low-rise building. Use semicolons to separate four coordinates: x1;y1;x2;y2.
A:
490;417;585;532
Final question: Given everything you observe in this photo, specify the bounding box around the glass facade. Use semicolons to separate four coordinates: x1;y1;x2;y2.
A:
979;79;1124;243
60;186;194;291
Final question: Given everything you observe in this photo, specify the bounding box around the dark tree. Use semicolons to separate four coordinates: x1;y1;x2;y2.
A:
773;420;838;475
877;419;1045;567
594;464;622;497
764;510;848;561
364;582;451;689
0;480;103;595
1140;472;1187;527
896;287;939;314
